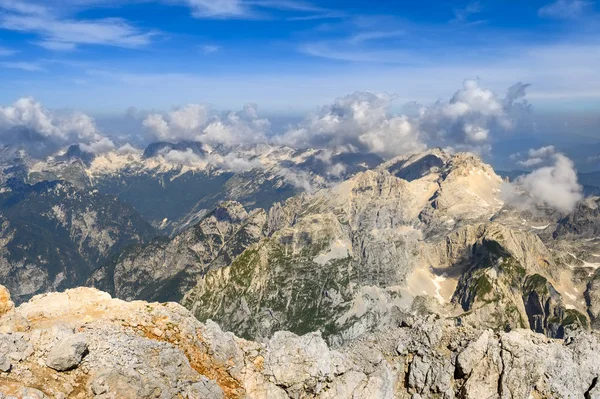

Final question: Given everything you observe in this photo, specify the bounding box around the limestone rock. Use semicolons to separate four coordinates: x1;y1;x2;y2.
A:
265;331;332;393
0;286;13;317
45;334;88;371
89;201;267;303
0;287;598;398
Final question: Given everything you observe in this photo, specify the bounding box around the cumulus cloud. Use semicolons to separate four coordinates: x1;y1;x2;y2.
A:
156;146;322;192
274;167;318;193
275;80;529;159
210;152;262;172
143;103;268;146
314;149;348;177
417;80;530;154
276;92;426;158
512;145;556;167
0;97;114;156
79;136;116;154
159;147;264;173
503;148;583;212
116;143;141;154
161;148;207;167
1;79;532;167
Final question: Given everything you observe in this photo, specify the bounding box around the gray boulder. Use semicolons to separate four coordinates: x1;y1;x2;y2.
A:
45;333;88;371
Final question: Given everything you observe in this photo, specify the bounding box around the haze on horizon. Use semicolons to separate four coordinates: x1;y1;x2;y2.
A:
0;0;598;172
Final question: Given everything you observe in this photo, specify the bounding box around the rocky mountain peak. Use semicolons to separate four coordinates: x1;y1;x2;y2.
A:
56;144;96;166
381;147;451;181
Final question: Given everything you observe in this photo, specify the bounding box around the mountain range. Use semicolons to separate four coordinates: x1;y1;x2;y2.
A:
0;142;600;398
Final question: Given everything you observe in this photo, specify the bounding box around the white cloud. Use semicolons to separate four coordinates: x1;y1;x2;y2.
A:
538;0;593;19
0;0;154;49
452;2;483;24
161;148;208;166
144;80;525;160
143;104;210;141
0;61;44;71
274;167;317;192
528;145;556;158
514;145;557;167
79;136;115;154
0;46;16;56
503;150;583;212
185;0;248;18
517;157;544;167
277;80;528;159
35;40;77;51
200;44;220;54
277;92;426;158
326;162;346;178
143;103;268;146
0;97;112;156
159;147;264;173
348;30;405;45
178;0;335;20
417;80;530;154
116;142;141;154
210;152;263;172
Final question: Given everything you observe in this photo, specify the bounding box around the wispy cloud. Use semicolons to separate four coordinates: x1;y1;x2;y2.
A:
299;41;418;63
347;30;405;45
0;46;16;56
0;0;156;49
451;2;484;24
0;61;44;71
299;18;414;64
200;44;220;55
183;0;248;18
35;40;77;51
180;0;341;20
538;0;594;19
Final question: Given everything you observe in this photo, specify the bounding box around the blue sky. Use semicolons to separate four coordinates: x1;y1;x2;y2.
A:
0;0;599;114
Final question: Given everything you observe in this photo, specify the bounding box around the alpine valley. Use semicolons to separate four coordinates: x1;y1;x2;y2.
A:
1;142;600;398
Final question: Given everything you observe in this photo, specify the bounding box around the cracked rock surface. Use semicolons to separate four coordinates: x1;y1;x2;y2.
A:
0;286;598;398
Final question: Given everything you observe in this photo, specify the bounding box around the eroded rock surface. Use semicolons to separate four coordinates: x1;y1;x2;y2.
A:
0;285;598;399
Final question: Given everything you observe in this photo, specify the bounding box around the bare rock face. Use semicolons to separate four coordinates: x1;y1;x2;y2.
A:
182;150;512;343
586;270;600;329
0;286;598;398
553;197;600;238
88;201;267;303
0;180;156;304
0;285;13;317
264;331;335;395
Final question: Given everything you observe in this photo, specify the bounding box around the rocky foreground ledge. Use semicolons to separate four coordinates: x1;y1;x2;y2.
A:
0;286;599;399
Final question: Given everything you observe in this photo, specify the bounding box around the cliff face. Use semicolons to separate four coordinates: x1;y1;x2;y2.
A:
87;201;267;303
181;150;591;343
83;149;595;345
0;286;599;399
0;180;156;304
2;147;600;398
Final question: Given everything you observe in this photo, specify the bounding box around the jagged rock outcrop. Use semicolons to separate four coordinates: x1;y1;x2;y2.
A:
554;197;600;238
586;270;600;329
88;201;267;302
181;151;512;343
27;142;383;234
181;150;598;344
1;285;599;399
